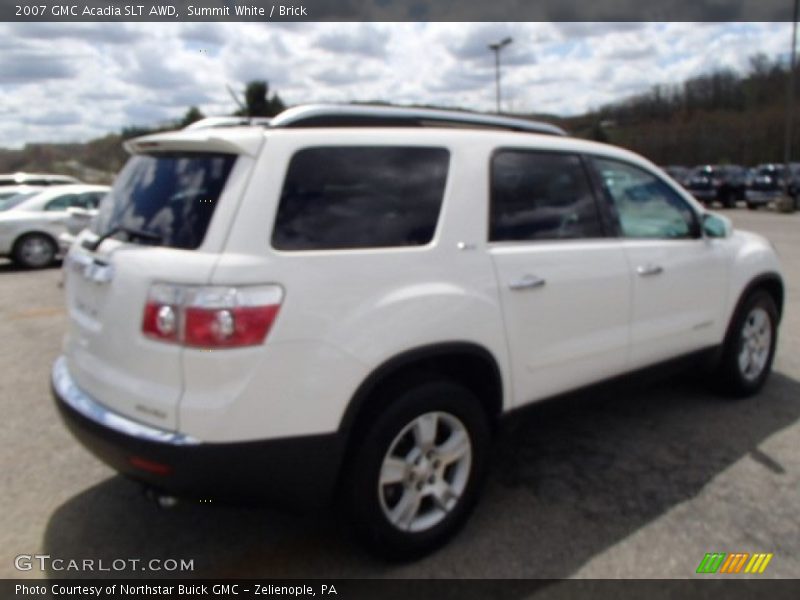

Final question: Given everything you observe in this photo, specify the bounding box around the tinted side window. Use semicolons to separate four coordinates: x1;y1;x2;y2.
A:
75;192;104;209
45;194;77;211
490;150;603;242
272;147;449;250
594;158;698;239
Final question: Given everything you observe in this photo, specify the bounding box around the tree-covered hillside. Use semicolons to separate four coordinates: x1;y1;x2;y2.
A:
566;53;799;166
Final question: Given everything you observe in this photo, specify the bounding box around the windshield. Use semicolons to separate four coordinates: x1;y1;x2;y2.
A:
93;153;236;249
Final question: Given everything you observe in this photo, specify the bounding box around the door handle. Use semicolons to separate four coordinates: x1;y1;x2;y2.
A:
509;274;546;291
636;264;664;277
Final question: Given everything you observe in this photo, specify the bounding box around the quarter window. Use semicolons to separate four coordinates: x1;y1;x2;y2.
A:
272;146;449;250
490;150;603;242
594;158;698;239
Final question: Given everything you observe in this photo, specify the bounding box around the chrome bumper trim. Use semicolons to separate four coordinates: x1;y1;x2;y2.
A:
52;356;200;446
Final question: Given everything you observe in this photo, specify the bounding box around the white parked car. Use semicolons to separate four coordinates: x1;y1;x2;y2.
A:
0;184;109;267
53;105;783;558
0;172;80;187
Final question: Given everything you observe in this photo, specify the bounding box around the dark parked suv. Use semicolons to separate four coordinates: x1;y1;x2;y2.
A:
686;165;747;208
746;163;800;210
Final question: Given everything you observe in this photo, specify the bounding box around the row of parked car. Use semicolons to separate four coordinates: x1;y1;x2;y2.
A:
663;163;800;210
0;172;109;267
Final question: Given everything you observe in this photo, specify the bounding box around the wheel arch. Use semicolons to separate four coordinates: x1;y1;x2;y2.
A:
337;342;505;450
736;272;784;323
723;272;784;350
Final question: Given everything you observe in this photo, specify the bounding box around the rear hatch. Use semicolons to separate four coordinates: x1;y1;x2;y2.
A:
63;131;262;431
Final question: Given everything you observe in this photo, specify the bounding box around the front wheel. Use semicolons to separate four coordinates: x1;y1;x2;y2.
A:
716;291;778;397
13;233;56;268
342;379;491;559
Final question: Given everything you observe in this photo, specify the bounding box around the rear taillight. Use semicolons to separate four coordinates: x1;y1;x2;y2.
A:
142;284;283;348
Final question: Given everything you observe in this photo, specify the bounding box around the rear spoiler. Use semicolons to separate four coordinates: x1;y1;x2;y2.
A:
123;129;265;157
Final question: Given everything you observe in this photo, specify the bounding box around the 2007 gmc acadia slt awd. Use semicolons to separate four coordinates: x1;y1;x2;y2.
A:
53;105;783;558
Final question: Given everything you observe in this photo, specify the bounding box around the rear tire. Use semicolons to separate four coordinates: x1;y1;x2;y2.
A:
341;378;491;560
715;290;778;397
12;233;56;269
747;202;759;211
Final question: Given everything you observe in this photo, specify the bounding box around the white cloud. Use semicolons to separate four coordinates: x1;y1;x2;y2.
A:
0;22;792;147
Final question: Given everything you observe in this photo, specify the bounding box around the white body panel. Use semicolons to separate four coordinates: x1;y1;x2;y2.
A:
63;243;219;430
490;241;631;404
623;238;730;368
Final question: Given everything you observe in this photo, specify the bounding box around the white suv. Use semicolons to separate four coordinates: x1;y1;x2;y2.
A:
53;105;783;558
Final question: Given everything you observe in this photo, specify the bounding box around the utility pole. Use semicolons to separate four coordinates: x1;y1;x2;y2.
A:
488;37;513;114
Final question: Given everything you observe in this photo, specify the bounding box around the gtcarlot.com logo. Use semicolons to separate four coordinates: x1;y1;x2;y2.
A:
14;554;194;573
696;552;773;575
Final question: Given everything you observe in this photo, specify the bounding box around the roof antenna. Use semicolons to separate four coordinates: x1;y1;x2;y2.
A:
226;84;246;114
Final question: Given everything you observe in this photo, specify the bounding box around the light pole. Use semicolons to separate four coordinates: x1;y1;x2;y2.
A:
488;37;513;114
784;0;799;209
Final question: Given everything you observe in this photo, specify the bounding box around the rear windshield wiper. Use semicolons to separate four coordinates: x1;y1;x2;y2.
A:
83;226;163;251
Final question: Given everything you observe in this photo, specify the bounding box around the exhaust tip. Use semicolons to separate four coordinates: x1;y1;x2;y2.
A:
156;495;179;509
142;486;179;509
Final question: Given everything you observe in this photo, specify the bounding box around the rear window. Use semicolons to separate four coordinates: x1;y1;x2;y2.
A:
93;153;236;249
272;146;450;251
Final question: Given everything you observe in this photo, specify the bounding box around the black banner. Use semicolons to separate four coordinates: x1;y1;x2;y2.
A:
0;0;796;22
3;579;800;600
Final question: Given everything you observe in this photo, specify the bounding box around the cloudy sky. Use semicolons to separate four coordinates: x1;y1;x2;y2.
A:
0;22;793;147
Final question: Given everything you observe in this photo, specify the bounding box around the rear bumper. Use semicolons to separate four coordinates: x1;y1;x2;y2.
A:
51;356;344;509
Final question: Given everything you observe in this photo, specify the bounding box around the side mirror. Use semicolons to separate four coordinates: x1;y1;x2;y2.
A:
702;212;731;239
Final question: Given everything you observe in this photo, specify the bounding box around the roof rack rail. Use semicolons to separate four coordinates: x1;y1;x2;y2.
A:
269;104;567;136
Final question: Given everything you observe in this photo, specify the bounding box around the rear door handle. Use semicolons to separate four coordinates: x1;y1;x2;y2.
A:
636;264;664;277
509;274;546;291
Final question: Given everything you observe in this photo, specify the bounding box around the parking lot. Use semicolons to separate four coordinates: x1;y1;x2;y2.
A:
1;208;799;580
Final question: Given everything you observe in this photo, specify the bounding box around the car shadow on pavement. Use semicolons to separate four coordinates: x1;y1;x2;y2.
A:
42;371;800;580
0;259;61;273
